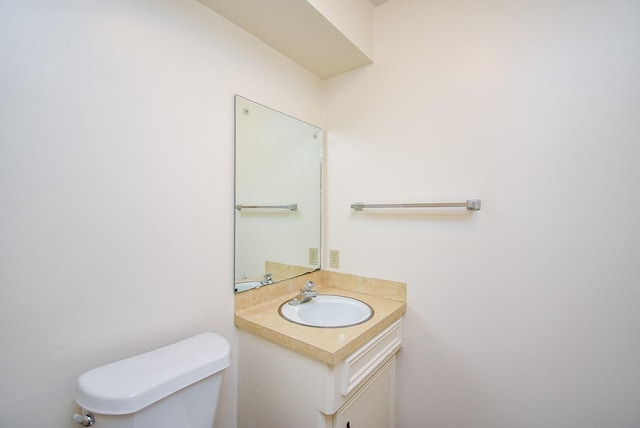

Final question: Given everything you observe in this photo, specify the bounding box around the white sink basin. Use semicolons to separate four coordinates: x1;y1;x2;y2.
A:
279;295;374;328
235;281;263;292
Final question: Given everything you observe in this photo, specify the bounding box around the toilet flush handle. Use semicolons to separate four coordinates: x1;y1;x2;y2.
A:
72;412;95;427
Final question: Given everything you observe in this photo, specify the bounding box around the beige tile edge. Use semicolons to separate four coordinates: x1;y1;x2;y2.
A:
234;315;334;363
320;270;407;302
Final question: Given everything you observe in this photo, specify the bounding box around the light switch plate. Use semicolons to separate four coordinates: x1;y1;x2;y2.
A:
329;249;339;269
309;248;318;266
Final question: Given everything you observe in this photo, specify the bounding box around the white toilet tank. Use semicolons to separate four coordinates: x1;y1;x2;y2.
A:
73;332;230;428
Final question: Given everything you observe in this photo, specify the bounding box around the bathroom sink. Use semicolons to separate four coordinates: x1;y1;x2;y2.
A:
279;295;374;328
235;281;263;292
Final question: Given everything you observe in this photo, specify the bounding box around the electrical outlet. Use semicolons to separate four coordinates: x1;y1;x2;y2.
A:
309;248;318;266
329;249;340;269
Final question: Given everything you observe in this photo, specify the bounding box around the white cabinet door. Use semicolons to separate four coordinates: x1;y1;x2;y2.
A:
333;357;395;428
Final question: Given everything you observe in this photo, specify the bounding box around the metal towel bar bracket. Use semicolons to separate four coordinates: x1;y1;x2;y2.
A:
351;199;481;211
236;203;298;211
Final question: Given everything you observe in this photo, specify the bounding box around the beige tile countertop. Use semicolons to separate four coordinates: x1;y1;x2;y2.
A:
235;270;406;365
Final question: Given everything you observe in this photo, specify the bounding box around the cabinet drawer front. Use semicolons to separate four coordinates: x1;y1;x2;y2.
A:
341;319;402;395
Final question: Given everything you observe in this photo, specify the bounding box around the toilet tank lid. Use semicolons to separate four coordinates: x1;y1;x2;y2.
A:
75;332;230;415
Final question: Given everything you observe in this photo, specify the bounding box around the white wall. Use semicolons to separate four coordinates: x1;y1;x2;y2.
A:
324;0;640;426
0;1;322;427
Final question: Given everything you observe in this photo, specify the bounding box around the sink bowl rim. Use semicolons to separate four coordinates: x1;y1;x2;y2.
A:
278;294;374;328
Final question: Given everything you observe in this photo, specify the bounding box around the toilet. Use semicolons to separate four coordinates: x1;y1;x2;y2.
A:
73;332;230;428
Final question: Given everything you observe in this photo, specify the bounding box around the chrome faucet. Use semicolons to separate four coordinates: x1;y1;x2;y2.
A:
260;273;273;286
288;281;318;305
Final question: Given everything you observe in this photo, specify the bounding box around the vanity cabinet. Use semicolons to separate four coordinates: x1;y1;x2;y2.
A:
332;357;395;428
237;319;403;428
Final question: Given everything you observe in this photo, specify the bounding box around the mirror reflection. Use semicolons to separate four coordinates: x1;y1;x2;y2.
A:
234;95;322;292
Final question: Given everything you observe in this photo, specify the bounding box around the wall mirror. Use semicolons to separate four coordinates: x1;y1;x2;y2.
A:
234;95;322;292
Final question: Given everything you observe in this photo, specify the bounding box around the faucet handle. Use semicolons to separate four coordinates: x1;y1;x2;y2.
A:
304;281;315;291
260;273;273;285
